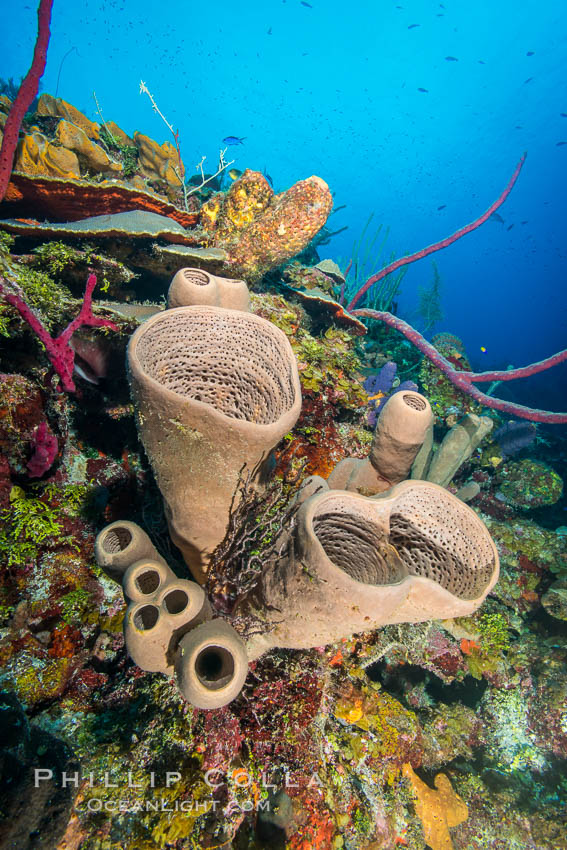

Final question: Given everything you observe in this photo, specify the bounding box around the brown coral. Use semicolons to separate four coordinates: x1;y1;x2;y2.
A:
55;119;121;175
37;93;100;139
13;130;81;180
133;131;183;191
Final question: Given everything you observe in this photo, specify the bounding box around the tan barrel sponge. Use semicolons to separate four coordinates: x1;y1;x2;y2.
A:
128;305;302;583
327;391;433;495
168;267;250;312
243;480;499;661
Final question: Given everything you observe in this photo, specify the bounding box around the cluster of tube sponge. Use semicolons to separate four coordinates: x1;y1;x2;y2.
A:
95;520;249;709
95;267;500;709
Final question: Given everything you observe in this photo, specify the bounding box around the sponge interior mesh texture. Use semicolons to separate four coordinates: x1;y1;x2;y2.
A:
312;510;408;586
388;486;496;600
134;309;297;425
311;487;495;600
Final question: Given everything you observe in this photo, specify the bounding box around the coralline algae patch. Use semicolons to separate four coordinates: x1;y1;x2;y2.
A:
495;458;564;510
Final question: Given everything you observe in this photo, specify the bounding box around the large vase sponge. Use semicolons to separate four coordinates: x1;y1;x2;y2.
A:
127;305;302;583
244;480;499;659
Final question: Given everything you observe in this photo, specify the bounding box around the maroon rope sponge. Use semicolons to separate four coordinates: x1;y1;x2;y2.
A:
0;0;54;201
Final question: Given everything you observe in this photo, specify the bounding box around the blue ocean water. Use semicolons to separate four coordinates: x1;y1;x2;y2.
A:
4;0;566;410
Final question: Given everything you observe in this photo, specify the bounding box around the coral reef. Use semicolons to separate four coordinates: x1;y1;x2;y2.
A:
418;333;482;426
0;52;566;849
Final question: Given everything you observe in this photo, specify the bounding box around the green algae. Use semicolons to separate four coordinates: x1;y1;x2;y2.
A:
60;587;91;624
0;485;69;567
13;265;73;329
477;612;511;654
251;292;367;413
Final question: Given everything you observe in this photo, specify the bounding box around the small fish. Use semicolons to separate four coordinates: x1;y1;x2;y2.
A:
228;168;243;180
556;141;567;146
561;113;567;117
408;23;420;29
480;346;487;353
521;220;528;224
445;56;458;61
301;1;312;6
437;204;446;210
222;136;246;145
417;87;429;92
523;77;534;84
490;212;505;224
478;60;486;64
263;168;273;187
526;51;534;56
507;224;515;231
267;26;272;34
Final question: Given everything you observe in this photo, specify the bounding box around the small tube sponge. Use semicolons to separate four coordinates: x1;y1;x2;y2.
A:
328;390;433;494
122;557;210;673
94;520;168;580
426;413;493;488
167;267;250;312
175;619;249;710
95;521;249;708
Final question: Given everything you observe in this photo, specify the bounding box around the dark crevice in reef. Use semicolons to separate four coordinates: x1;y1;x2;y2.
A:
426;674;488;709
477;754;567;813
366;659;488;710
527;606;567;639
